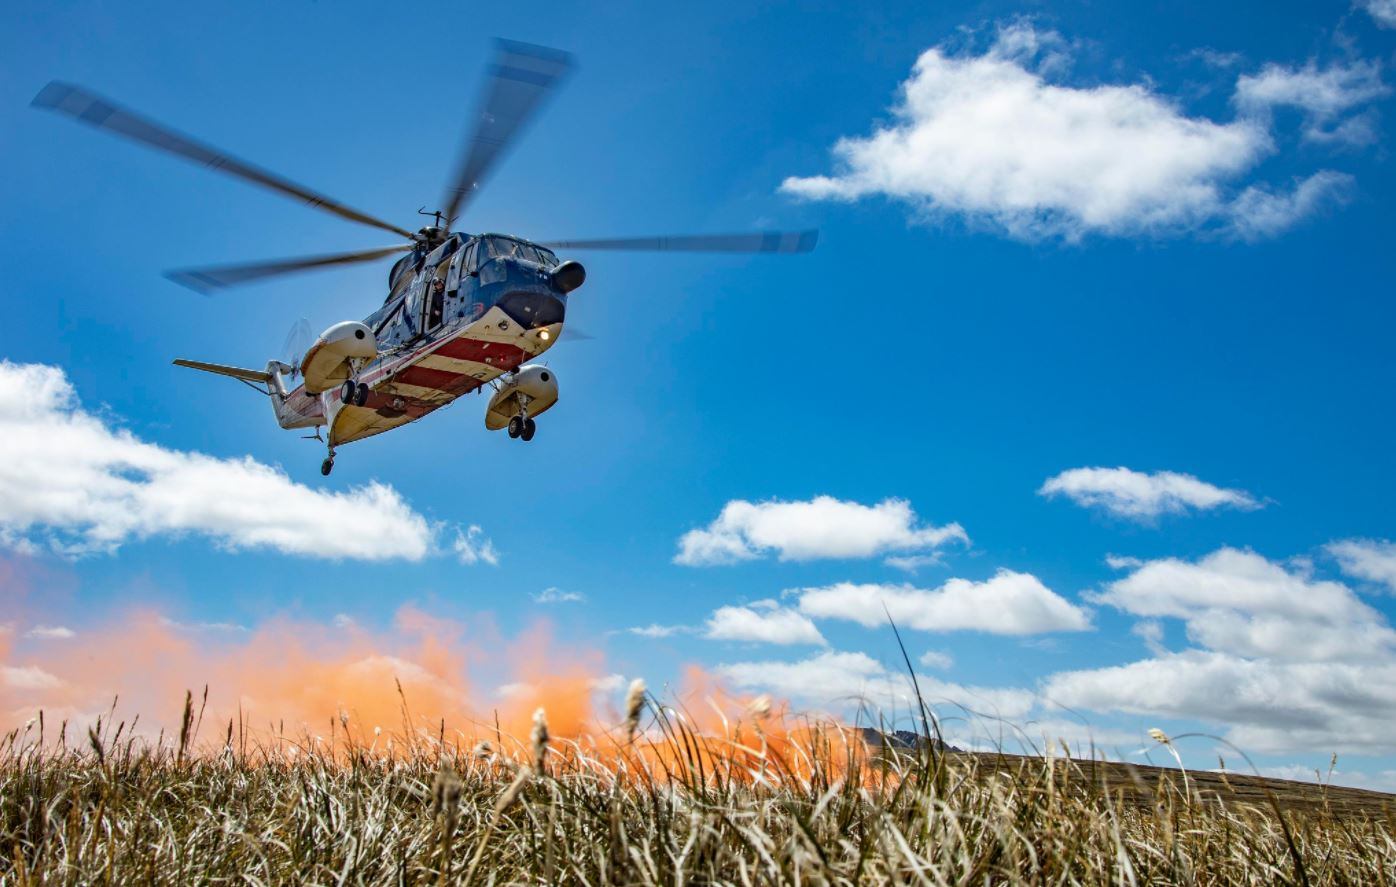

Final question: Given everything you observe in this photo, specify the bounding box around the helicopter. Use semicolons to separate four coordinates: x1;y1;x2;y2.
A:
31;40;816;476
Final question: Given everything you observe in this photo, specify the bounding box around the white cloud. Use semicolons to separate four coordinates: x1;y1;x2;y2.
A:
589;673;627;694
1045;549;1396;753
1363;0;1396;27
1039;466;1260;520
1090;548;1396;662
704;605;826;646
717;649;1034;718
718;651;894;707
1224;763;1328;784
533;586;585;604
24;625;75;640
1045;650;1396;755
495;681;535;699
1328;538;1396;592
797;571;1091;635
0;361;443;561
626;624;689;638
1131;620;1167;655
452;525;499;566
1186;48;1244;70
781;22;1359;241
1;664;63;691
1228;171;1352;241
918;649;953;670
676;495;966;566
885;553;945;572
159;617;248;634
1235;59;1388;145
1007;718;1147;757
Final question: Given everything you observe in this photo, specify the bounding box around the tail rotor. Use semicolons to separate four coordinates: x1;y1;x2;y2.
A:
280;317;313;378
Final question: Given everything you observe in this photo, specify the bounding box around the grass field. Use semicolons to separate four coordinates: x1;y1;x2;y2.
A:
2;688;1394;885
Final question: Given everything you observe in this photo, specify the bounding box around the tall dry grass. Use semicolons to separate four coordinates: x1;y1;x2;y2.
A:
2;687;1393;885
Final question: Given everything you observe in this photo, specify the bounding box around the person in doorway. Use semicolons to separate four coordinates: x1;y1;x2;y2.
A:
428;277;446;330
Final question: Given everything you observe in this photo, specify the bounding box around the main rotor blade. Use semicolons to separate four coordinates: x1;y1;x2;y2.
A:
441;40;573;225
32;82;415;240
559;326;594;342
541;230;819;254
166;244;411;294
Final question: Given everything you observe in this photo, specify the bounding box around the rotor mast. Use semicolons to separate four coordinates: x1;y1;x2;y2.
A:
416;207;449;247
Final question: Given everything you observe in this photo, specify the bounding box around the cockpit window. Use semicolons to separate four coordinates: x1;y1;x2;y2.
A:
482;236;559;268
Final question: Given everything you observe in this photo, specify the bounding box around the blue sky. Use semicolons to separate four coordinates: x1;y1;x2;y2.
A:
3;0;1396;786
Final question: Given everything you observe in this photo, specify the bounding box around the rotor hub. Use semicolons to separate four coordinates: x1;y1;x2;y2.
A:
417;225;448;246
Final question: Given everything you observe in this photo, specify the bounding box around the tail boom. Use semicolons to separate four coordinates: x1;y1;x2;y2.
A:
172;357;324;430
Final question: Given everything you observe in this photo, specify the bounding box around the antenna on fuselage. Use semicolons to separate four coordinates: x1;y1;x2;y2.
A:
418;206;446;228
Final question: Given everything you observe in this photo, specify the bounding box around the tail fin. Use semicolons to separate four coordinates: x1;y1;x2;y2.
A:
172;359;272;383
174;358;316;430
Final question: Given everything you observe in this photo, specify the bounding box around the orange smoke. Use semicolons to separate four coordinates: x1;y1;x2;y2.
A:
1;558;880;786
0;552;613;752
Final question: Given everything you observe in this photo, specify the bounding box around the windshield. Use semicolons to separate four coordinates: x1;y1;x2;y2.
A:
483;236;558;268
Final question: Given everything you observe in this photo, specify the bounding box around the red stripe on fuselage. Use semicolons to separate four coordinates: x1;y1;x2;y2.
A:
394;365;465;391
434;337;528;366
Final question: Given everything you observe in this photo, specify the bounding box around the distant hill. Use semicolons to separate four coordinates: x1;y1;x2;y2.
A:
858;729;1394;817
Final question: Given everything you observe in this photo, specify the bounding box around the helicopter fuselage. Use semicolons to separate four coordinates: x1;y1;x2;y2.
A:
272;232;577;447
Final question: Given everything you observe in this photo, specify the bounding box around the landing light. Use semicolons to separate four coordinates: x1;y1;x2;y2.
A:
539;329;552;341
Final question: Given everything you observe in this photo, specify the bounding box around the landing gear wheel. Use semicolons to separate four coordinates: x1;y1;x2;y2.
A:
508;415;523;439
354;382;369;407
340;380;357;403
320;457;334;476
521;417;536;441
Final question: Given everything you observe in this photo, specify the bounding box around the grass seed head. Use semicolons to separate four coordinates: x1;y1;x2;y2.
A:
431;767;462;822
749;695;772;719
624;679;646;741
530;707;550;773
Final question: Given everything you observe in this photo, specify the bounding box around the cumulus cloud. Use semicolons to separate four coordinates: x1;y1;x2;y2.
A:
588;673;627;694
1131;620;1167;655
626;624;689;638
918;649;953;670
675;496;965;566
1046;651;1396;755
1046;549;1396;753
161;617;248;634
717;650;1035;718
1235;59;1389;145
781;21;1352;241
0;361;445;561
1039;466;1260;520
704;604;826;646
1364;0;1396;27
24;625;75;641
797;571;1091;635
1327;538;1396;592
1228;171;1353;241
1090;548;1396;662
533;586;585;604
1;664;63;691
885;553;945;573
452;526;499;566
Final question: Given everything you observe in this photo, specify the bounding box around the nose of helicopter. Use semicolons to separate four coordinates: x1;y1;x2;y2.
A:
488;254;580;331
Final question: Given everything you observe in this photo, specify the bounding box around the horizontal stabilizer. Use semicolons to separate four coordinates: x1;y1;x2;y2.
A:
173;358;271;383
